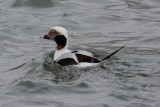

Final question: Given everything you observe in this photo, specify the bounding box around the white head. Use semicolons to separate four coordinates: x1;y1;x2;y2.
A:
50;26;68;41
43;26;69;50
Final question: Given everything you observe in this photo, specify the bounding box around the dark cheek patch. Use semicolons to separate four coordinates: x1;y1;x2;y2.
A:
54;35;67;48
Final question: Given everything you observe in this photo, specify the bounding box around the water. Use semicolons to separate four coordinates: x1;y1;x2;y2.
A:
0;0;160;107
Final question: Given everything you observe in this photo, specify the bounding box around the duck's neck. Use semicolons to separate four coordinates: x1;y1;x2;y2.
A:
56;45;63;51
54;46;70;61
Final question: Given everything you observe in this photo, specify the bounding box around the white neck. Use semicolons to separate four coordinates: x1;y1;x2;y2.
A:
54;46;70;61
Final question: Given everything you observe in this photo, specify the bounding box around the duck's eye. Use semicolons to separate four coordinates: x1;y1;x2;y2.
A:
50;31;56;35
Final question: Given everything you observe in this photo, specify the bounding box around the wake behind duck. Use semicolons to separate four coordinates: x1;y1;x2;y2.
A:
41;26;125;68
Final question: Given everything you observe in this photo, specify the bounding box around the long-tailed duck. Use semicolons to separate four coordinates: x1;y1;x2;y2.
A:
41;26;125;68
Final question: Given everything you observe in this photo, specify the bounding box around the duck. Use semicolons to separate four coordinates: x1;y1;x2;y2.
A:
41;26;125;68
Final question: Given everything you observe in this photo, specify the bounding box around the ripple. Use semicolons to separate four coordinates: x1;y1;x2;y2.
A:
124;0;153;9
11;0;55;8
127;103;152;107
42;52;81;83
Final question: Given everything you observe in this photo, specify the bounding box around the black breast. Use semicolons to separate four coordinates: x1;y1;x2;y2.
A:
56;58;78;66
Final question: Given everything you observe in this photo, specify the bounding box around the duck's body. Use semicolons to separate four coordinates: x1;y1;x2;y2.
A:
41;26;125;68
54;50;101;67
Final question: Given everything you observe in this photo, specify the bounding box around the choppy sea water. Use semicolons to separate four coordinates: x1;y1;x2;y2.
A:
0;0;160;107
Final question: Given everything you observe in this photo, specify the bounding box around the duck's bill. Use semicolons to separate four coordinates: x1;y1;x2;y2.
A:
40;34;51;40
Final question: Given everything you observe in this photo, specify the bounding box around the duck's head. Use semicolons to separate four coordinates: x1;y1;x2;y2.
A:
42;26;68;50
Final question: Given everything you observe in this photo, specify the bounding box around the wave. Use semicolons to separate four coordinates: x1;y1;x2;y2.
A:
11;0;56;8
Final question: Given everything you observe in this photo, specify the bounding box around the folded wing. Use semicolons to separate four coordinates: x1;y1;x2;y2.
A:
55;50;101;66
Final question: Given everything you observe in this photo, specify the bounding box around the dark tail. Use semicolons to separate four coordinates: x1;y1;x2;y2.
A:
101;45;125;62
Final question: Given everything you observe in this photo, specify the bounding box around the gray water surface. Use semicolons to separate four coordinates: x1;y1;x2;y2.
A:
0;0;160;107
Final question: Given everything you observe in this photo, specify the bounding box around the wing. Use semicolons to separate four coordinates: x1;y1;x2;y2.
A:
71;50;101;63
75;54;101;63
72;50;93;56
